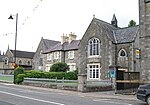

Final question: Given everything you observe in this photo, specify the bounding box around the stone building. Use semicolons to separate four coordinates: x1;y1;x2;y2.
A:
5;49;35;70
43;33;79;72
139;0;150;82
33;37;60;70
78;15;140;91
78;0;150;91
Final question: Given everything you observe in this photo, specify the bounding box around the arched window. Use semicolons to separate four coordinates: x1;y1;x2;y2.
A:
19;60;22;65
119;49;127;57
27;61;30;65
88;38;100;56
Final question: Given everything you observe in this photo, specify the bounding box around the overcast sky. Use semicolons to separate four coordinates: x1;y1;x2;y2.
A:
0;0;139;53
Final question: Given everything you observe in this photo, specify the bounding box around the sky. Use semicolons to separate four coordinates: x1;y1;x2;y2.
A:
0;0;139;53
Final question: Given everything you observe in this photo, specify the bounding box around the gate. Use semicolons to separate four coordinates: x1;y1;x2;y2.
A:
116;70;140;90
116;70;124;90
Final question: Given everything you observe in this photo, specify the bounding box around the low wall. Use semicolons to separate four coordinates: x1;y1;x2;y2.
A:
23;78;113;92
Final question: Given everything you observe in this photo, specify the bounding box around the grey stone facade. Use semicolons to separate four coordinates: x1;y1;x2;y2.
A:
78;16;139;91
1;49;35;70
33;37;60;70
43;33;79;72
139;0;150;81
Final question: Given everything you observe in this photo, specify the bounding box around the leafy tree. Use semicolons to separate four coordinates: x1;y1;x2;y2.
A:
128;20;136;27
50;62;69;72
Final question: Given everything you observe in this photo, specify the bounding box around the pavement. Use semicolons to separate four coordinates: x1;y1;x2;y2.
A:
0;82;137;101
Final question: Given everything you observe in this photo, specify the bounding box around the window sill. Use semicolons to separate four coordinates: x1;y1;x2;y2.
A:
88;55;101;58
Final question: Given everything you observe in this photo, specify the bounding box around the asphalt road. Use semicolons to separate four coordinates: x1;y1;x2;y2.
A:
0;83;147;105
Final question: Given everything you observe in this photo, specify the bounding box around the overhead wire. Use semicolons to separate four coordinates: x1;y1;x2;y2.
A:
0;0;44;36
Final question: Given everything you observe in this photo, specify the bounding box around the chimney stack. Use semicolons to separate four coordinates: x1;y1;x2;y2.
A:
61;33;69;44
68;32;77;43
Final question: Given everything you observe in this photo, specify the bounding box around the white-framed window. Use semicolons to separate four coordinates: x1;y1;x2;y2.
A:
54;52;59;59
68;51;74;59
68;63;76;71
4;57;8;65
88;38;100;57
87;64;100;80
46;64;52;72
118;49;127;57
40;50;43;55
47;53;52;60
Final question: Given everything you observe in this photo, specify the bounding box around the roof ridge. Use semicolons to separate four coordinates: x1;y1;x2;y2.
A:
94;18;118;28
43;38;60;43
10;49;35;53
115;25;139;30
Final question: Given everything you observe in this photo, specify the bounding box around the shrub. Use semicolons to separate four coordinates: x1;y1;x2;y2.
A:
15;74;25;84
50;62;69;72
66;71;78;80
14;67;25;84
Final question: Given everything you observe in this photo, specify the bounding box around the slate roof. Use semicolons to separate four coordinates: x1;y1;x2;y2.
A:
93;18;138;44
0;55;5;62
44;40;80;53
114;26;138;44
42;39;60;51
64;40;80;51
42;18;138;54
94;18;117;42
10;50;35;59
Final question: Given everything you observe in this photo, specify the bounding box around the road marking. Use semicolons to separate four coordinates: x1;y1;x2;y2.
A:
93;99;111;101
93;99;129;105
0;90;65;105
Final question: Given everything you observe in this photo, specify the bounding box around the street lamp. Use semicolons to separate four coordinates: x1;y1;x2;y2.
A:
8;13;18;84
8;13;18;64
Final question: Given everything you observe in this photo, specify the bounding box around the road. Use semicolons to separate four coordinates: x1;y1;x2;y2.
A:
0;83;146;105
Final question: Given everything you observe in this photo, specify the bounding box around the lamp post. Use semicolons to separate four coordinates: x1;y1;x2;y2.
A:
8;13;18;84
8;13;18;65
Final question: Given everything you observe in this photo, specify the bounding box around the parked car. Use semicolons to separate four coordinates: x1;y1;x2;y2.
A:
137;84;150;105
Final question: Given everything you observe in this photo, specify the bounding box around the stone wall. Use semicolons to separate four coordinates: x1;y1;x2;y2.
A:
139;0;150;81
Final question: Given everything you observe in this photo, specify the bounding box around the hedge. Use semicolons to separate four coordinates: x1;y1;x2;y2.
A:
24;70;78;80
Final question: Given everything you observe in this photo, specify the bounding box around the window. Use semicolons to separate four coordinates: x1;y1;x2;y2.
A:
70;65;75;71
27;61;30;65
39;58;43;66
54;52;59;59
67;63;76;72
88;38;100;56
88;64;100;79
68;51;74;59
47;53;52;60
40;50;43;55
4;58;8;65
19;60;22;65
119;49;127;57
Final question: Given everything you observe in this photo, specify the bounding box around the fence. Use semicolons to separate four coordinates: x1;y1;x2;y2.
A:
0;74;14;83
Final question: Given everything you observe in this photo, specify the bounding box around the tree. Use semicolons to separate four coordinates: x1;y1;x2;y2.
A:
50;62;69;72
128;20;136;27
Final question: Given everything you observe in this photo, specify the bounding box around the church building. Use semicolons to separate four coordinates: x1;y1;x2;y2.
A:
78;0;150;91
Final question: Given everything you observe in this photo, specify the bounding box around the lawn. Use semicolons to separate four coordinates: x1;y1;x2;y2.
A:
0;75;14;82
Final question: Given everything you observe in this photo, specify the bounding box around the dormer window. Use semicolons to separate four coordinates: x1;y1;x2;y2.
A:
88;38;100;57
